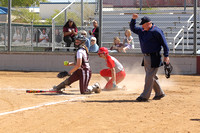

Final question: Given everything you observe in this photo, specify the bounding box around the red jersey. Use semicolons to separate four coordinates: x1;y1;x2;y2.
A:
106;55;124;73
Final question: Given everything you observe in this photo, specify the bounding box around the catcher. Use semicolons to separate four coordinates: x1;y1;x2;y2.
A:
50;35;101;94
98;47;126;90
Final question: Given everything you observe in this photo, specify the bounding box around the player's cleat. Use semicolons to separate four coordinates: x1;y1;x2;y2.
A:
103;85;126;91
83;89;92;94
92;82;101;93
49;86;63;93
49;86;58;91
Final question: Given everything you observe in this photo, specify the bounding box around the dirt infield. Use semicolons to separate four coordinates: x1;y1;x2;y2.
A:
0;71;199;133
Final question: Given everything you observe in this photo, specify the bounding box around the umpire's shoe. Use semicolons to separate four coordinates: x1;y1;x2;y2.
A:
153;94;165;100
136;97;148;102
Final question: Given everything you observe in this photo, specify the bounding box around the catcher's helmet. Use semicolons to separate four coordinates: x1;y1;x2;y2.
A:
98;47;109;56
74;34;87;48
74;34;86;42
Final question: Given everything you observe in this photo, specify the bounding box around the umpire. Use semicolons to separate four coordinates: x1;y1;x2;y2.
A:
130;13;170;102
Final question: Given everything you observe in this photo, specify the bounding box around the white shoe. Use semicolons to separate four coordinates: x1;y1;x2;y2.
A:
49;86;58;91
92;82;101;93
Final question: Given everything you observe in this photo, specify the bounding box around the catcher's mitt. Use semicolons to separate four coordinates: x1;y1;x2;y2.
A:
164;62;173;79
57;71;70;78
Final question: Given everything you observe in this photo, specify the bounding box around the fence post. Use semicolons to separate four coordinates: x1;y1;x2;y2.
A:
184;0;186;11
140;0;142;11
31;21;33;51
193;0;197;55
4;24;6;47
173;38;175;53
81;0;84;28
52;20;55;51
8;0;12;52
99;0;103;47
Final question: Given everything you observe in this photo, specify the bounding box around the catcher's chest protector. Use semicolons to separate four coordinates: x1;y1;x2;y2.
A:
75;45;89;69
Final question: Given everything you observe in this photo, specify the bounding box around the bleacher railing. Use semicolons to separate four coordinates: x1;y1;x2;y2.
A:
52;0;75;51
186;14;194;48
173;26;185;53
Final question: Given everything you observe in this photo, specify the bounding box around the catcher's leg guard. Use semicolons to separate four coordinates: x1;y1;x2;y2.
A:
53;78;70;91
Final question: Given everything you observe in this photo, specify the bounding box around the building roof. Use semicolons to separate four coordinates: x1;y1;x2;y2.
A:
0;7;8;14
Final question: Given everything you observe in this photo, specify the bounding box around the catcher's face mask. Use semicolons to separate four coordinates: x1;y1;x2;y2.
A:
75;40;81;45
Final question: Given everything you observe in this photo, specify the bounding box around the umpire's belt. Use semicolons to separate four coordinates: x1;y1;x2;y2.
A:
144;53;150;56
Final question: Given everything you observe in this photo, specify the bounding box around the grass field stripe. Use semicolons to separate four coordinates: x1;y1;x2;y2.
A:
0;96;85;116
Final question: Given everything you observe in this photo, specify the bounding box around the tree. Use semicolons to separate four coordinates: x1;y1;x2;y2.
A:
0;0;47;7
12;8;41;24
45;10;81;26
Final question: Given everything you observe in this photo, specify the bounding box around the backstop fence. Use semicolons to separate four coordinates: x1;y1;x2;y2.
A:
0;0;199;54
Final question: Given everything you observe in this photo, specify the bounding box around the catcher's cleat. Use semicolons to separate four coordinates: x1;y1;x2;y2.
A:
83;89;92;94
92;82;101;93
49;86;58;91
49;86;64;93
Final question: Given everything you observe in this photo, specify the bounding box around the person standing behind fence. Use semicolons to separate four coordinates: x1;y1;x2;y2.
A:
89;20;99;46
122;29;134;53
63;19;78;51
130;13;170;102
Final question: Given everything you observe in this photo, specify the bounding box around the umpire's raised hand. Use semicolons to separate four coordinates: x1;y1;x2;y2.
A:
132;13;139;19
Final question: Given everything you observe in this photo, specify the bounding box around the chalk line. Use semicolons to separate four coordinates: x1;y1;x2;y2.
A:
0;96;85;116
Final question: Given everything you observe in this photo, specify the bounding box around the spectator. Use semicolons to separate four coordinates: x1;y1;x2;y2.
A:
39;28;49;43
0;29;5;43
63;19;78;51
109;36;124;53
89;20;99;46
55;29;62;43
25;27;31;43
122;29;134;53
13;28;22;43
80;30;90;49
89;37;99;53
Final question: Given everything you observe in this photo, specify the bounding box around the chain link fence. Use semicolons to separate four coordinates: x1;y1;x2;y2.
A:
0;0;199;53
101;0;200;54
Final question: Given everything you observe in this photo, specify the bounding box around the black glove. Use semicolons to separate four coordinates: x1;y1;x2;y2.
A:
164;62;173;79
57;71;70;78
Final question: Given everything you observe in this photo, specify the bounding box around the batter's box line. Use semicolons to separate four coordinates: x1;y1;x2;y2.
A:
0;96;86;116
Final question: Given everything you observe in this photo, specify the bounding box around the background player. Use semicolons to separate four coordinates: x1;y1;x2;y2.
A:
98;47;126;90
51;35;100;94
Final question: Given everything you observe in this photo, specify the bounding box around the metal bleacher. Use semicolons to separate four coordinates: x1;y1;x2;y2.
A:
98;9;197;54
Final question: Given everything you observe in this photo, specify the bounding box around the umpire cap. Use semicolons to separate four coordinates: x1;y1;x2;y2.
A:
139;16;151;25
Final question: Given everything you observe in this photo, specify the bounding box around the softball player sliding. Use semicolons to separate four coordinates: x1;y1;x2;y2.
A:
98;47;126;90
51;35;101;94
